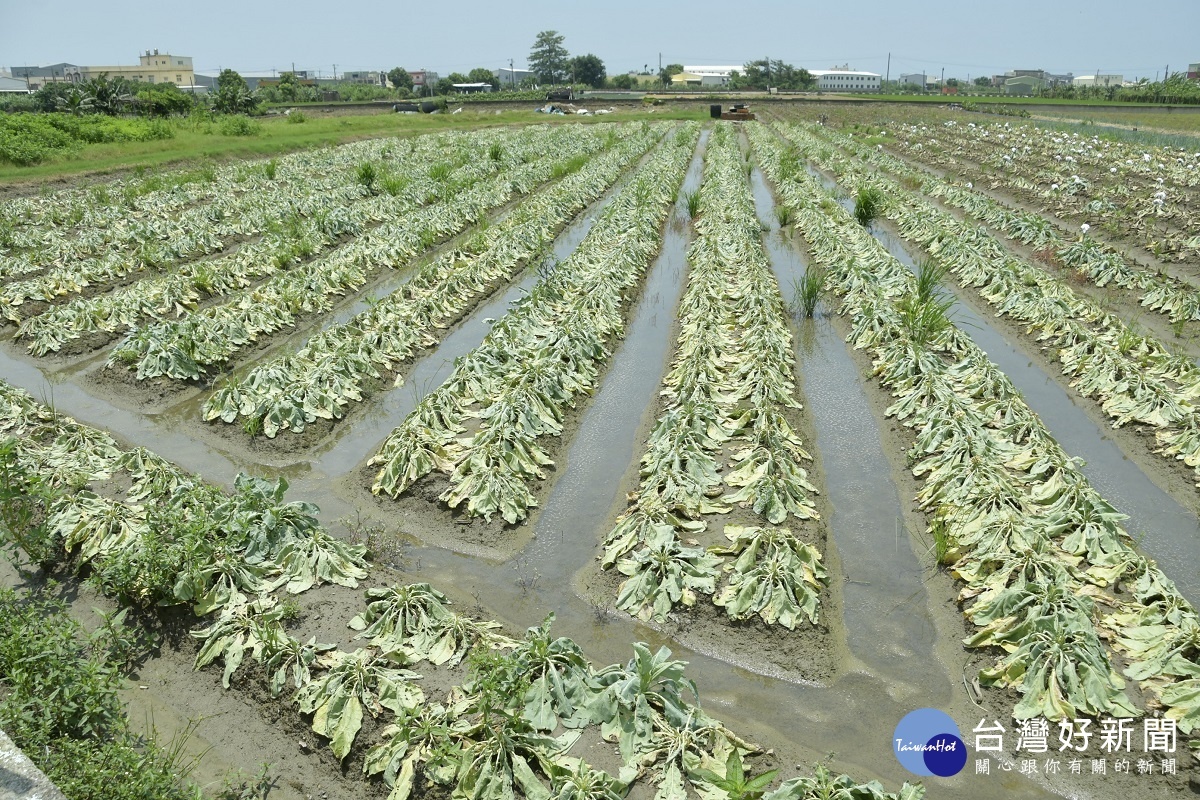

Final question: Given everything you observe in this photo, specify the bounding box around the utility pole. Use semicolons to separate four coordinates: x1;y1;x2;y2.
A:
886;52;890;85
333;64;337;81
509;59;515;89
765;55;770;88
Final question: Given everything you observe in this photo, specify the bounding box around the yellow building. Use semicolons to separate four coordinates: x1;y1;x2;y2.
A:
76;50;194;85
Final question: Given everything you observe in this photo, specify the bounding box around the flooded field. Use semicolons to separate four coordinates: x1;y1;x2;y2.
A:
2;112;1197;800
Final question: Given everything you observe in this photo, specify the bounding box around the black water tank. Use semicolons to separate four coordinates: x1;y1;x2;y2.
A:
710;104;722;119
419;101;437;113
393;103;420;113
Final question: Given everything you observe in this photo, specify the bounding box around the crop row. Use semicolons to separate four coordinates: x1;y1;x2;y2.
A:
600;124;825;628
0;375;922;800
783;122;1200;490
0;380;368;612
753;121;1200;730
11;127;536;344
827;121;1200;325
368;125;701;524
884;119;1200;262
107;125;619;382
0;134;443;283
201;123;669;438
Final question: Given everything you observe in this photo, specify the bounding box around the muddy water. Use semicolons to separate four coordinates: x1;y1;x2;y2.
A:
749;167;942;681
871;228;1200;606
0;343;277;487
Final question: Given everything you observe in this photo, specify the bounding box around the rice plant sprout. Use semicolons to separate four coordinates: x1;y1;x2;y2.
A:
898;259;955;348
790;266;827;319
853;185;884;228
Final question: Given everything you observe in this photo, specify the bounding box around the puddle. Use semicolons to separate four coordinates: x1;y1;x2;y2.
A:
518;130;707;604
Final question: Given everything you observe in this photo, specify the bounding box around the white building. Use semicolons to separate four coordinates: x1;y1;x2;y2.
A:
494;67;533;87
809;69;882;92
343;71;385;86
1073;74;1123;87
682;66;742;86
0;75;30;94
899;73;927;87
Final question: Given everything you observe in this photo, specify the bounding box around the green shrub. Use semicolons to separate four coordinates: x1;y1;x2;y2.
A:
217;115;261;136
286;110;307;124
0;114;79;165
0;588;197;799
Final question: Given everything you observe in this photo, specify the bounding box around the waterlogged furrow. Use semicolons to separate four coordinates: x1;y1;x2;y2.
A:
202;123;667;437
367;124;701;524
108;125;620;382
0;379;922;800
17;127;556;355
598;123;825;628
0;133;467;283
782;122;1200;492
754;121;1200;730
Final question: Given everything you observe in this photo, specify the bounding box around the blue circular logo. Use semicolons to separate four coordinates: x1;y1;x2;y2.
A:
893;708;966;777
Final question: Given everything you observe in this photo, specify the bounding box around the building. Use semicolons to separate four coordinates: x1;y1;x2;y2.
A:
810;68;882;92
0;76;31;94
1046;72;1074;87
899;73;927;87
494;67;533;88
1073;74;1123;87
1005;75;1048;95
452;83;493;94
1189;63;1200;81
681;66;742;87
343;70;385;86
8;63;79;90
73;50;194;85
409;70;439;94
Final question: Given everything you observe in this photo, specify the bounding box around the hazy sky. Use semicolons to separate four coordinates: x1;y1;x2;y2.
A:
3;0;1196;82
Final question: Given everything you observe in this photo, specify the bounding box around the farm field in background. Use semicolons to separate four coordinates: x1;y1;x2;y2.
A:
1;105;1199;800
